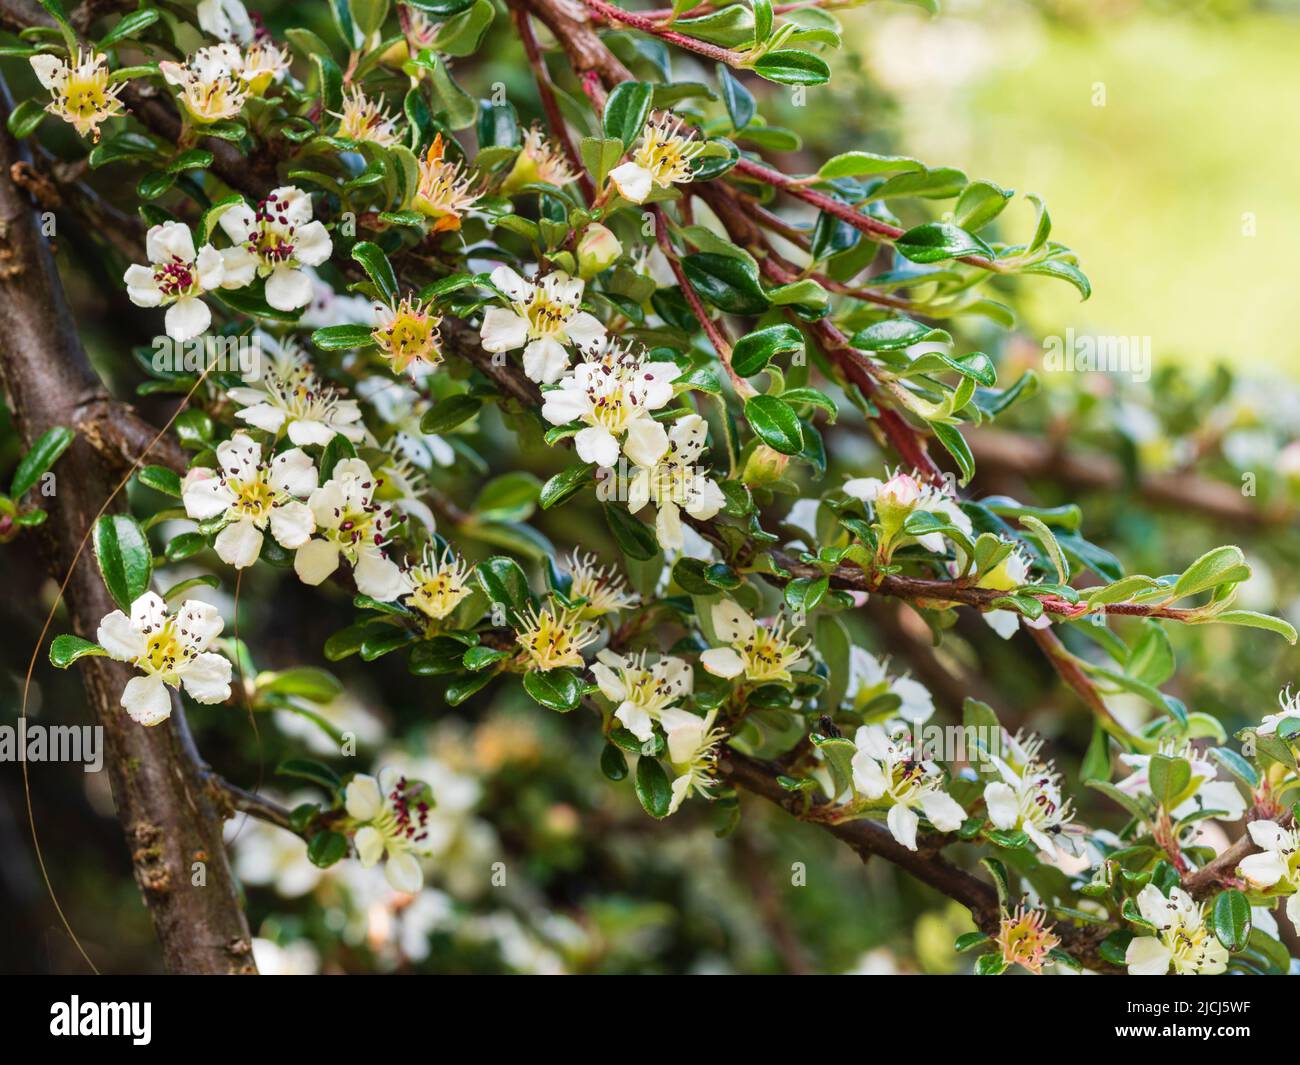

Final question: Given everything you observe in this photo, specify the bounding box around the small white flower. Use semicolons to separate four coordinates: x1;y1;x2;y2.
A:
541;340;676;469
1124;885;1229;975
123;222;226;341
96;592;232;725
591;649;692;742
181;432;317;568
566;551;638;619
626;414;726;551
227;347;366;446
608;116;704;204
479;267;606;384
197;0;255;43
29;48;124;140
294;458;404;600
849;724;966;851
1258;687;1300;737
659;706;724;815
330;85;402;147
699;600;808;684
345;768;436;893
218;186;334;311
1237;820;1300;927
1117;740;1247;823
514;603;600;671
982;732;1077;856
846;646;934;725
401;544;473;623
160;45;248;124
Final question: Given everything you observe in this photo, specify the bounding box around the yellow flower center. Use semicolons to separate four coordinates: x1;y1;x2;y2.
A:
227;472;277;524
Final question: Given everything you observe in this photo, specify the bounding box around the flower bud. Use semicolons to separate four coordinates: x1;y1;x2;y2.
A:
576;223;622;278
742;444;790;485
873;471;921;532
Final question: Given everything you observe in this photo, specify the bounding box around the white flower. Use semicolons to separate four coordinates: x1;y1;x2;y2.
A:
1237;820;1300;927
514;603;600;671
1258;687;1300;737
846;471;973;554
401;544;473;623
982;733;1077;856
541;340;676;468
218;186;333;311
479;267;606;385
232;42;290;95
96;592;232;725
123;222;225;341
29;49;124;140
591;649;692;742
160;45;248;124
294;458;404;600
608;116;704;204
1124;885;1229;975
355;376;455;470
567;551;638;619
411;133;480;231
345;768;436;893
331;85;402;147
371;295;443;377
627;414;726;551
846;646;934;725
181;432;317;567
973;548;1050;640
197;0;255;43
699;600;808;684
227;348;366;446
1117;741;1248;823
576;223;622;278
849;724;966;851
659;706;724;814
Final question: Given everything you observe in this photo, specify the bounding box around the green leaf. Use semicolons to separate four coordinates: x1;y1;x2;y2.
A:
318;433;357;481
751;50;830;86
350;242;399;303
307;830;348;868
311;324;376;350
895;222;993;264
931;422;974;485
474;471;540;522
475;556;532;614
1148;754;1192;809
1020;259;1091;300
953;179;1013;231
604;503;659;561
851;318;950;351
49;634;107;668
731;324;803;376
523;668;583;712
744;395;803;455
818;151;922;180
1212;889;1251;952
258;667;344;702
716;63;755;130
540;463;594;509
600;742;628;781
11;426;73;497
1019;515;1069;584
1080;723;1111;783
1206;610;1297;644
603;81;654;149
93;514;153;612
635;756;673;818
580;136;625;187
7;98;47;138
137;464;182;497
681;252;769;315
420;393;482;435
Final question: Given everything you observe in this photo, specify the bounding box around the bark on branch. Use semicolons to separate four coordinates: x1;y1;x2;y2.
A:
0;103;255;974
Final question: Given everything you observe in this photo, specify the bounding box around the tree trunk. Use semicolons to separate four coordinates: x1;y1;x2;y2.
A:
0;110;255;973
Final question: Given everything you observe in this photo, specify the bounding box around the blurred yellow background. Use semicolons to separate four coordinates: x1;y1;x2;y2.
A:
850;1;1300;374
